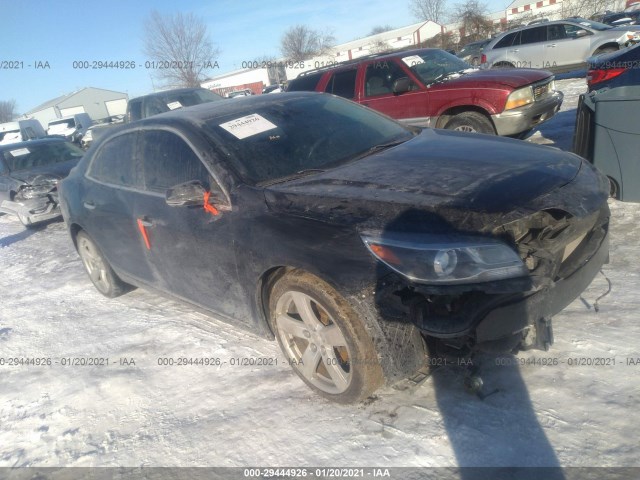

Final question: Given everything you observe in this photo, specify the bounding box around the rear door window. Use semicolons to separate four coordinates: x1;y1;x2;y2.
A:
138;129;211;193
494;32;518;48
88;132;140;187
324;69;357;99
286;71;325;91
520;26;546;44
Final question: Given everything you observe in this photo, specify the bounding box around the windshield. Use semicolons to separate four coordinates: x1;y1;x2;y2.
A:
2;141;84;171
402;50;471;85
203;94;414;185
569;17;612;30
161;89;223;109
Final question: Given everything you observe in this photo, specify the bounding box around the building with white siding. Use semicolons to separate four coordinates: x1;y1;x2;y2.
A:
25;87;128;126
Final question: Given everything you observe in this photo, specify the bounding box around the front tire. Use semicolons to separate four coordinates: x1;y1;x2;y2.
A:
445;111;496;135
76;230;130;298
269;270;384;403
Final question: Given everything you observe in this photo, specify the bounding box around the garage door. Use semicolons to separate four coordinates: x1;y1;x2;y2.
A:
60;106;86;116
105;98;127;116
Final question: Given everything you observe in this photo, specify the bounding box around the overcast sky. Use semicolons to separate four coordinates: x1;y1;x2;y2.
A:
1;0;508;114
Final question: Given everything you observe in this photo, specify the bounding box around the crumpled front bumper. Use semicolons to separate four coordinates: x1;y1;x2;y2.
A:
492;91;564;136
0;197;61;225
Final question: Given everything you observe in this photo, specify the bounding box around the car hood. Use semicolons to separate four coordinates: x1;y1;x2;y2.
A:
437;68;552;89
263;129;582;233
9;158;80;185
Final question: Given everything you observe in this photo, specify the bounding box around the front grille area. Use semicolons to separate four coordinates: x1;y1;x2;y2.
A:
496;206;609;286
533;80;552;101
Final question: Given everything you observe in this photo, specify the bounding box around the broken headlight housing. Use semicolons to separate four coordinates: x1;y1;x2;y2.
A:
15;176;58;201
361;232;527;284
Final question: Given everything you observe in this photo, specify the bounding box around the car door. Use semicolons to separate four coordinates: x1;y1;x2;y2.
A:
359;58;426;124
545;23;593;69
511;26;547;68
83;131;156;283
133;128;249;323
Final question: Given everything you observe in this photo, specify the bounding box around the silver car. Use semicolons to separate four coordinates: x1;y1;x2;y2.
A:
481;18;640;72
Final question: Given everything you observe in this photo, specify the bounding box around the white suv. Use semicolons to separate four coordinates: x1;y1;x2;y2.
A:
481;18;640;72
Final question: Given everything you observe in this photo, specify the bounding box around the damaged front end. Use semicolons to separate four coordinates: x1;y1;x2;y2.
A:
0;175;62;226
370;167;610;355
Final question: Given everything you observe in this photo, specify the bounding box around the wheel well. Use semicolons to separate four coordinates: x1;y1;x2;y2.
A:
493;61;515;69
69;223;83;249
608;176;620;199
593;43;619;55
435;106;494;129
258;266;293;336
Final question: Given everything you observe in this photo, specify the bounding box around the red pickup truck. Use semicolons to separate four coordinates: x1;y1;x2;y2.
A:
287;48;563;137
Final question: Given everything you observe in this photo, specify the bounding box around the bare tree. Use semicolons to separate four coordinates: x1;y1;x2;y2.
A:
143;10;220;88
453;0;494;44
423;31;459;50
280;25;335;62
409;0;448;23
561;0;617;18
369;25;395;35
0;100;16;123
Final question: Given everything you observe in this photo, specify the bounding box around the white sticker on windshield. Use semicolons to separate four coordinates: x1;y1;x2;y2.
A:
219;114;277;140
167;101;183;110
402;55;424;67
10;148;30;156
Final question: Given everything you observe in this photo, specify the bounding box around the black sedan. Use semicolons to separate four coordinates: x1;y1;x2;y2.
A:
0;137;84;227
59;93;610;403
588;42;640;91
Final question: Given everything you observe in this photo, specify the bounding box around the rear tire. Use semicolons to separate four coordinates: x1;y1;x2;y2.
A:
445;111;496;135
76;230;130;298
268;270;384;403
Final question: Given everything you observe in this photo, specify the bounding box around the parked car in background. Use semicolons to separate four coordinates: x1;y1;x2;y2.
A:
457;38;492;66
227;89;253;98
47;113;92;145
587;42;640;90
601;10;640;26
287;48;562;136
126;87;223;122
59;93;609;403
0;119;47;145
262;84;283;94
481;18;640;72
0;138;84;227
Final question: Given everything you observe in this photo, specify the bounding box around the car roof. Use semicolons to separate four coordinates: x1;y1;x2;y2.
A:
0;137;67;151
489;19;592;41
293;47;443;77
118;92;327;130
130;87;211;101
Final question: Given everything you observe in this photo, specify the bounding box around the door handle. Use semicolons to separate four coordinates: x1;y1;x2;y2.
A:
83;201;96;210
547;44;557;47
138;217;153;227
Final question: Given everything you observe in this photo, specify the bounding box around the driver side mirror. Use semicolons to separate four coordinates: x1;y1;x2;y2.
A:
392;77;411;94
166;180;231;211
166;180;206;207
574;29;589;38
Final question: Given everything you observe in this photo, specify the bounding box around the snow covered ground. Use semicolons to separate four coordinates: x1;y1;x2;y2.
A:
1;78;639;472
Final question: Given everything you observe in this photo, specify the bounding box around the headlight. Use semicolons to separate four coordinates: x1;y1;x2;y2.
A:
505;86;534;110
361;232;527;284
15;177;58;201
